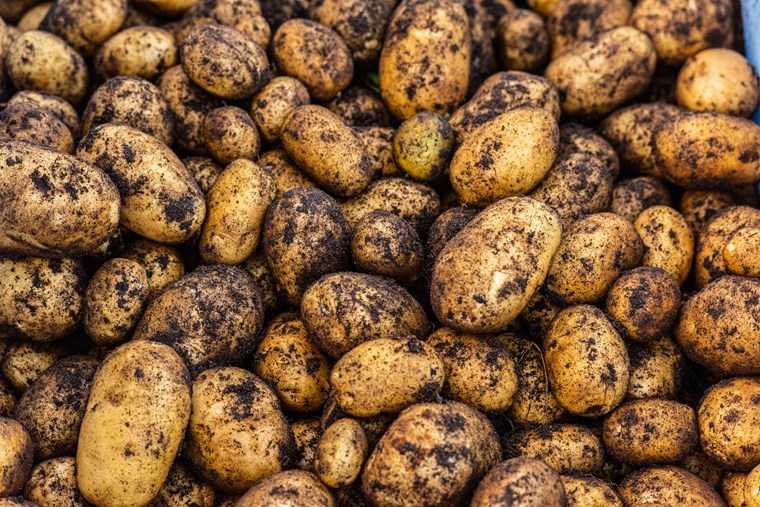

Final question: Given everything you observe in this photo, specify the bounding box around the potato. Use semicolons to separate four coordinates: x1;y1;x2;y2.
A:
202;106;260;165
506;424;604;474
199;159;276;265
6;91;80;139
77;341;191;507
356;127;400;178
272;19;353;101
0;0;42;22
40;0;126;56
545;27;656;120
0;103;74;154
0;341;69;393
0;378;15;417
263;187;351;306
258;150;316;196
680;191;735;234
547;0;632;59
471;457;567;507
331;337;443;417
427;328;519;412
183;156;223;195
90;226;129;261
134;0;195;15
77;124;206;244
243;250;280;315
722;472;748;507
281;105;371;197
181;24;269;100
252;312;331;413
628;336;684;401
379;0;471;119
449;72;560;144
121;238;184;300
0;417;33;497
495;9;549;73
328;87;393;128
83;259;148;346
351;210;424;282
394;112;454;183
292;418;321;472
23;457;89;507
95;26;177;81
679;450;723;489
12;355;99;460
315;418;368;488
545;305;630;416
724;227;760;277
362;402;500;507
184;367;294;493
0;257;86;343
655;112;760;189
250;76;310;143
558;122;620;180
450;107;558;207
561;475;623;507
133;265;264;376
237;470;335;507
150;463;215;507
619;466;726;506
746;465;760;507
431;197;561;333
319;395;395;450
610;177;673;222
634;206;694;286
630;0;733;65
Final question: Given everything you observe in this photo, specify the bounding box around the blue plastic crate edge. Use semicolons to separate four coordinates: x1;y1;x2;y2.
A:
744;0;760;122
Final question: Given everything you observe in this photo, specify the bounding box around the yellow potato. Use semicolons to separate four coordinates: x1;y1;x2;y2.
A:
0;417;33;497
724;227;760;277
315;418;368;488
547;0;632;58
471;457;567;507
122;239;185;300
202;106;260;165
0;341;69;392
561;475;623;507
237;471;335;507
95;26;178;81
250;76;310;143
619;466;726;506
634;206;694;286
23;457;90;507
505;424;605;474
40;0;126;56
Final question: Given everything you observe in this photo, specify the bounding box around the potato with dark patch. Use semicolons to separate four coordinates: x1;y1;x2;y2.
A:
356;127;400;178
0;378;15;417
183;157;224;194
394;112;453;182
619;466;726;506
495;9;549;73
292;418;321;472
202;106;260;165
263;187;351;306
243;251;279;315
121;238;184;300
77;341;191;507
0;417;33;497
351;210;424;283
95;26;178;81
150;463;215;507
327;87;392;128
379;0;471;120
133;265;264;376
471;457;567;507
0;103;74;154
237;470;335;507
561;475;623;507
546;0;632;58
506;424;604;475
559;122;621;180
272;19;353;101
40;0;126;56
679;191;738;236
184;367;294;493
610;177;673;222
250;76;311;143
315;418;368;488
0;341;69;393
23;457;90;507
724;227;760;277
6;91;80;139
362;402;500;507
634;206;694;286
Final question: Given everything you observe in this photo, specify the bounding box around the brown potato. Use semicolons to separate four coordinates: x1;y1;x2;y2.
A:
724;227;760;277
250;76;310;143
424;206;479;285
496;9;549;72
679;450;724;489
23;457;89;507
315;418;368;488
628;336;684;401
561;475;623;507
0;103;74;154
471;457;567;507
327;86;392;128
237;471;335;507
134;0;196;16
6;91;80;139
40;0;126;56
746;465;760;507
95;26;178;81
619;466;726;506
202;106;260;165
547;0;632;58
0;341;69;393
355;127;400;178
183;156;224;194
0;417;33;497
0;377;15;417
150;463;215;507
505;424;605;474
258;149;316;196
121;238;185;300
610;176;673;222
518;291;564;341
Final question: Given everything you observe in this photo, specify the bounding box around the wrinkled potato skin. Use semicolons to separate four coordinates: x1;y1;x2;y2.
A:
0;417;33;497
561;475;623;507
505;424;604;475
40;0;127;56
237;470;335;507
724;227;760;277
258;150;316;196
0;103;74;154
95;26;178;81
634;206;694;286
379;0;471;120
183;157;223;195
351;210;424;282
77;341;191;507
150;463;215;507
619;466;726;506
202;106;260;165
122;239;184;300
0;341;69;392
471;457;567;507
23;457;90;507
7;91;80;139
610;177;673;222
315;418;368;488
547;0;632;58
250;77;310;143
496;9;549;73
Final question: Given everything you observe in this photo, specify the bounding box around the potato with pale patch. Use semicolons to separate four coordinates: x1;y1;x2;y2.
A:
95;26;178;81
619;466;726;506
471;457;567;507
315;418;368;488
496;9;549;73
351;210;424;282
0;341;69;393
23;457;90;507
0;103;74;154
40;0;126;56
202;106;260;165
506;424;604;475
610;177;673;222
0;417;33;497
561;475;623;507
250;76;310;143
121;239;184;300
724;227;760;277
150;463;215;507
394;112;454;183
237;470;335;507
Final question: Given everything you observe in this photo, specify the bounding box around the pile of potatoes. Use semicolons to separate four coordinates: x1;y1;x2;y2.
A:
0;0;760;505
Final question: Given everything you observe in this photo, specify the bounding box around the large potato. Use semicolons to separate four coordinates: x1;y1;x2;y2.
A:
619;466;726;506
40;0;126;56
0;417;33;497
505;424;605;475
77;341;191;507
471;457;567;507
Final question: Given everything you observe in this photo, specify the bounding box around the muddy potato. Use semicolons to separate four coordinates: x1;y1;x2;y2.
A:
6;91;80;139
184;367;294;493
77;124;206;244
394;112;453;182
0;378;15;417
561;475;623;507
328;87;392;128
558;122;620;179
518;291;564;341
506;424;604;475
272;19;352;101
258;150;316;196
150;463;215;507
427;328;519;412
315;418;368;488
252;312;331;413
121;239;184;300
722;472;748;507
181;0;271;47
628;336;684;401
680;191;735;234
724;227;760;277
547;0;632;59
243;250;279;315
746;465;760;507
424;207;479;284
40;0;126;56
351;210;424;282
432;197;561;333
0;103;74;154
545;27;656;120
634;206;694;286
95;26;177;81
23;457;89;507
202;107;260;165
12;356;99;460
183;157;223;194
495;9;549;73
293;419;321;472
237;470;335;507
611;177;673;222
0;341;68;393
309;0;394;62
250;77;310;143
379;0;471;119
0;417;33;497
199;159;275;265
181;24;269;100
263;187;351;306
133;266;264;376
619;466;726;506
471;457;567;507
355;127;400;178
319;395;395;450
363;402;500;507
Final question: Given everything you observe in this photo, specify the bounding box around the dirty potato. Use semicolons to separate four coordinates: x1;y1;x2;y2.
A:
183;157;224;194
250;76;311;143
95;26;178;81
121;239;185;300
610;176;673;222
327;86;393;128
150;463;215;507
0;103;74;154
561;475;623;507
393;112;454;182
724;227;760;277
40;0;127;56
633;206;694;286
471;457;567;507
0;341;69;393
6;91;80;139
619;466;726;506
237;470;335;507
23;457;90;507
202;106;260;165
292;419;321;472
0;417;33;497
505;424;605;475
546;0;632;58
496;9;549;73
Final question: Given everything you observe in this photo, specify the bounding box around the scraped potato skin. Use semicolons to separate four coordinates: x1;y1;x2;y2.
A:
610;177;673;223
0;417;33;497
95;26;178;81
76;341;192;507
505;424;604;475
379;0;471;120
431;197;562;333
470;457;567;507
0;103;74;154
0;140;120;258
133;265;265;376
40;0;126;56
315;418;368;488
150;463;215;507
561;475;622;507
23;457;90;507
619;466;726;506
263;187;351;306
237;470;335;507
250;77;311;143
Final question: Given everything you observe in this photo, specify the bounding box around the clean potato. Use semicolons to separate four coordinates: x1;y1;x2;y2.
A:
315;418;368;488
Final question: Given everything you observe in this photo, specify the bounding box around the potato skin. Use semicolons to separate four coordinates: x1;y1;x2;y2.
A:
351;210;424;282
0;341;69;393
0;378;14;418
183;156;223;195
95;26;177;81
546;0;631;58
0;140;119;258
250;76;311;143
202;106;260;165
237;470;335;507
496;9;549;73
611;176;673;223
6;91;80;139
634;206;694;286
558;122;621;180
0;103;74;154
561;475;622;507
393;112;453;183
77;341;191;507
23;457;90;507
243;251;280;315
258;149;316;196
309;0;394;62
315;418;368;488
431;197;562;333
328;87;393;128
471;457;567;507
40;0;126;56
379;0;471;120
619;466;726;506
150;463;214;507
505;424;604;475
0;417;33;497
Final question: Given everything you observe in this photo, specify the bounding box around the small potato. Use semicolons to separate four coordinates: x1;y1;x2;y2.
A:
181;24;269;100
546;0;632;58
427;328;519;412
558;122;620;180
561;475;623;507
83;259;149;346
6;91;80;139
450;107;559;207
292;419;321;472
0;341;69;393
327;87;393;128
545;27;656;120
331;337;444;417
471;457;567;507
23;457;89;507
610;177;673;223
634;206;694;286
77;341;191;507
722;472;748;507
263;187;351;306
121;239;184;300
40;0;126;56
12;355;99;460
315;418;368;488
184;367;294;493
252;312;331;413
424;206;479;283
150;463;215;507
350;210;424;282
0;257;86;343
319;395;395;450
134;0;196;16
724;227;760;277
258;149;316;196
183;156;223;194
199;159;276;265
0;103;74;154
202;106;260;165
496;9;549;72
95;26;178;81
250;76;310;143
272;19;353;101
355;127;400;178
243;250;279;315
619;466;726;506
680;191;735;234
505;424;604;475
746;465;760;507
393;112;454;182
237;471;335;507
0;417;33;497
627;336;684;401
545;305;630;417
134;266;264;376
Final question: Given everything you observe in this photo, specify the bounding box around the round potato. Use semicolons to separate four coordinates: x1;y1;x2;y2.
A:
0;103;74;154
250;76;310;143
0;417;33;497
327;86;392;128
558;122;621;179
202;106;260;165
393;112;454;183
183;156;223;195
150;463;215;507
561;475;623;507
610;176;673;222
6;91;80;139
121;238;184;300
547;0;632;58
496;9;549;73
0;341;69;393
627;335;684;401
237;470;335;507
315;418;368;488
40;0;126;56
471;457;567;507
292;419;321;472
724;227;760;277
258;149;316;196
505;424;604;475
679;190;736;233
23;457;89;507
619;466;726;506
95;26;178;81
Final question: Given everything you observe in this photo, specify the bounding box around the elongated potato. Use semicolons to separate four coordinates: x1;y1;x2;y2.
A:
77;341;191;507
315;418;368;488
95;26;178;81
506;424;604;475
634;206;694;285
619;466;726;506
